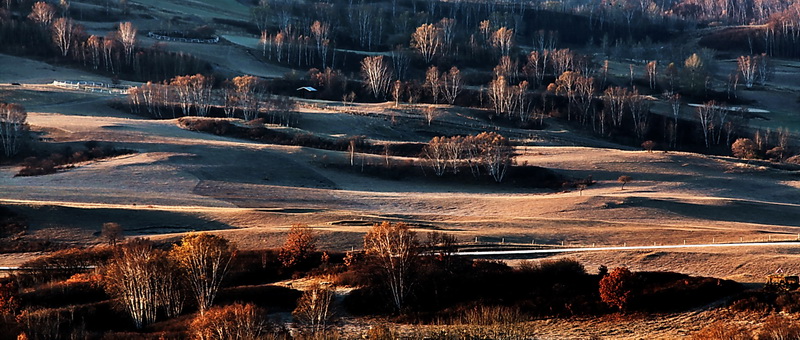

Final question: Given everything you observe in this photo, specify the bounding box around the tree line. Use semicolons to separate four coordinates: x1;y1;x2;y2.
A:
0;2;208;82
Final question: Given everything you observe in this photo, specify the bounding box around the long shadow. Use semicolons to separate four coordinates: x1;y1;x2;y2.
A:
10;204;232;235
632;198;800;228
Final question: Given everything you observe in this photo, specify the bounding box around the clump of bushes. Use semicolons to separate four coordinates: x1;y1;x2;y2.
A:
16;143;136;177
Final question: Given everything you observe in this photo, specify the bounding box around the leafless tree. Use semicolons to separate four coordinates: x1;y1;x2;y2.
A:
102;36;118;73
488;76;513;116
551;48;574;76
233;75;263;121
444;135;465;174
251;3;270;32
667;92;681;147
475;132;512;183
52;18;76;57
101;222;123;246
493;55;517;80
756;53;770;86
293;283;334;333
222;80;237;118
364;222;418;311
491;27;514;56
422;106;441;126
574;75;595;126
423;136;448;176
86;35;102;70
555;71;581;120
0;103;26;158
360;55;392;99
604;86;629;128
391;46;410;80
103;239;159;328
437;18;456;54
171;233;235;314
696;101;722;148
646;61;657;89
737;55;757;88
523;50;543;86
425;66;442;104
172;75;194;116
514;80;533;122
441;66;462;105
310;20;330;68
411;23;441;63
628;89;651;140
391;80;403;108
28;2;56;28
189;74;214;117
117;22;136;65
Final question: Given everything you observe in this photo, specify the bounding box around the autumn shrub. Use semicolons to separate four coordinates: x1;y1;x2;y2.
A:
459;305;524;325
189;302;274;340
364;325;397;340
177;118;232;135
757;315;800;340
691;321;753;340
599;267;637;311
16;145;135;177
731;138;759;159
279;224;318;269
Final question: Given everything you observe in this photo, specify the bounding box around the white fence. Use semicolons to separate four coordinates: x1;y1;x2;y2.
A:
147;32;219;44
52;80;130;95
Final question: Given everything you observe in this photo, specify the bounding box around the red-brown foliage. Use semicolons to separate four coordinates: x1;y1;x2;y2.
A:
599;267;637;311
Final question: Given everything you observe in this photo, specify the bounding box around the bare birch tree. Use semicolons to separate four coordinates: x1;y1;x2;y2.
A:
488;76;513;116
360;55;392;99
118;22;137;65
52;17;76;57
737;55;757;88
293;283;334;333
364;222;418;311
425;66;442;104
604;86;629;127
475;132;512;183
491;26;514;56
411;23;441;64
696;101;721;148
646;61;657;89
441;66;462;105
310;20;330;68
103;239;159;328
232;75;263;121
171;233;235;314
28;2;56;28
0;103;26;158
523;50;543;85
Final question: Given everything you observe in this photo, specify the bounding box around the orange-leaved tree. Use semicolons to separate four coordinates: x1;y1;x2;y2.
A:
279;224;317;268
599;267;637;312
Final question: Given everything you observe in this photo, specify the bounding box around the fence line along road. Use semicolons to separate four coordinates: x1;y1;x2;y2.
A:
453;241;800;256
